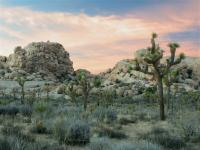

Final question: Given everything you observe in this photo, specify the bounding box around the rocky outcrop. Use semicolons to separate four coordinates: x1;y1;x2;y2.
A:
1;42;74;81
99;57;200;97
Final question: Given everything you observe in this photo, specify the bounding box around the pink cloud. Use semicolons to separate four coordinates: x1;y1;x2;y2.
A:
0;4;199;73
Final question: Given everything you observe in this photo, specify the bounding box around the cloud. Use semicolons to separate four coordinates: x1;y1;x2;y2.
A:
0;3;199;73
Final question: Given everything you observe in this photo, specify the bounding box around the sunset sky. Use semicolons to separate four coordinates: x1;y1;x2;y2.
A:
0;0;199;73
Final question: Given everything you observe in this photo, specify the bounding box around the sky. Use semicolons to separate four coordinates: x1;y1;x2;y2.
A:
0;0;199;73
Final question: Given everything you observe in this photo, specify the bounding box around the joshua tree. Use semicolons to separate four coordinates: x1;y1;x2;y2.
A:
65;82;77;106
12;87;19;100
36;87;42;100
76;71;91;111
42;83;51;101
93;76;102;106
163;69;180;109
135;33;185;120
16;76;26;104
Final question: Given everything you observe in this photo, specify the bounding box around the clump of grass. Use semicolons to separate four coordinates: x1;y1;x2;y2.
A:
139;126;185;149
92;107;117;123
173;111;200;142
89;138;112;150
93;125;127;139
20;105;32;117
33;101;48;113
118;116;137;125
30;120;48;134
0;105;19;116
54;117;90;145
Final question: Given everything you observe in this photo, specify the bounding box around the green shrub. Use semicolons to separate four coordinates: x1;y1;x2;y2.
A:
30;120;48;134
1;124;22;136
0;136;63;150
34;101;48;113
66;120;90;145
54;118;90;145
94;125;127;139
89;138;112;150
92;107;117;123
115;141;162;150
0;105;19;116
118;117;137;125
139;127;185;149
57;85;66;94
20;105;32;117
174;112;200;142
0;138;11;150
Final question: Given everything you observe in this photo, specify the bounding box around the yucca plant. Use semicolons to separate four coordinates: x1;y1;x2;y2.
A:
135;33;185;120
16;76;26;104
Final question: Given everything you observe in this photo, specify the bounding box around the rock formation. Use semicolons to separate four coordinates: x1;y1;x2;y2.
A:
0;41;74;81
99;57;200;97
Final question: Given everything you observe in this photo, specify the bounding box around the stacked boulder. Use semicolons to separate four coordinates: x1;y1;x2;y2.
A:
0;41;74;81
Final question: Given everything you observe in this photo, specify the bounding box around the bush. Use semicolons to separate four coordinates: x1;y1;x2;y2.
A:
0;105;19;116
20;105;32;117
139;127;185;149
118;117;137;125
115;141;162;150
30;120;48;134
92;107;117;123
89;139;162;150
66;120;90;145
174;112;200;142
0;138;11;150
34;101;48;113
1;124;22;136
0;136;64;150
89;138;112;150
57;84;66;94
54;118;90;145
94;125;127;139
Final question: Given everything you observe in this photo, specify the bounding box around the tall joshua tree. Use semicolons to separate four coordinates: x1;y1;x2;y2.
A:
165;44;185;109
93;76;102;106
16;76;26;104
76;71;91;111
65;81;77;106
136;33;185;120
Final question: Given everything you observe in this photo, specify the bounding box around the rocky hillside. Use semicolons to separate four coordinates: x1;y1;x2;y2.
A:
0;42;74;81
99;57;200;97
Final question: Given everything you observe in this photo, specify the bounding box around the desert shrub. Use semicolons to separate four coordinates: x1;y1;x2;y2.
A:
92;107;117;123
173;111;200;142
54;117;90;145
0;138;11;150
0;136;63;150
134;107;159;121
1;124;22;136
20;105;32;117
118;116;137;125
94;125;127;139
139;127;185;149
57;85;66;94
89;138;112;150
34;101;48;113
30;120;48;134
0;105;19;116
0;99;13;105
66;120;90;145
114;142;162;150
114;143;137;150
1;123;35;143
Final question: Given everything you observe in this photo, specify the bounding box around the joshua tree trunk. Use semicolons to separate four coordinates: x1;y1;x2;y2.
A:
157;77;165;120
21;86;25;104
83;94;88;111
166;85;171;109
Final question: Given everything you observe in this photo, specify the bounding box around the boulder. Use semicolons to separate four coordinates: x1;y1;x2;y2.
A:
6;42;74;81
